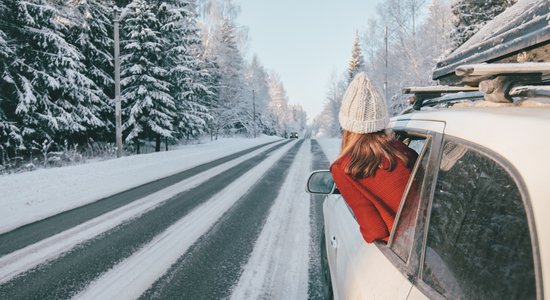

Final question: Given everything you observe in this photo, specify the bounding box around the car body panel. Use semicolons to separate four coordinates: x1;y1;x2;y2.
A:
322;108;550;299
395;107;550;298
407;287;430;300
324;194;413;299
389;119;446;134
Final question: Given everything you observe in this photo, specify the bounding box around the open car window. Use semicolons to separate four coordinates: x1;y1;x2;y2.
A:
389;135;431;263
386;130;433;262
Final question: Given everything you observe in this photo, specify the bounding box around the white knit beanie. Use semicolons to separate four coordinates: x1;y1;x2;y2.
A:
339;72;389;134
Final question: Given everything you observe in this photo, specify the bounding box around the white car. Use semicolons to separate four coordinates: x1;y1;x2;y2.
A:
307;2;550;297
308;102;550;299
309;94;550;299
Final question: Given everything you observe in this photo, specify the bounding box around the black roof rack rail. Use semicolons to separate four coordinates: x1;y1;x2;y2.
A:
402;86;479;110
404;63;550;110
422;91;484;108
510;85;550;98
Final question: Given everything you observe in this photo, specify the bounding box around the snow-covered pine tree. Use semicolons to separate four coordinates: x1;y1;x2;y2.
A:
450;0;517;50
67;0;115;142
158;0;211;142
348;32;365;83
0;0;24;163
5;0;105;152
417;0;452;83
287;104;307;133
246;55;272;135
267;73;290;137
211;18;248;137
121;0;176;152
317;71;346;137
198;0;250;138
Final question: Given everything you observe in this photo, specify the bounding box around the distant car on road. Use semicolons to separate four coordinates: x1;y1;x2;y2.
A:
289;132;299;139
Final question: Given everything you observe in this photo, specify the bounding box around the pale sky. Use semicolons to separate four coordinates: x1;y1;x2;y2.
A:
235;0;382;121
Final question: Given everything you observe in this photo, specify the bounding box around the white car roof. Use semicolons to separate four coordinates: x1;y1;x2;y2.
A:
393;107;550;293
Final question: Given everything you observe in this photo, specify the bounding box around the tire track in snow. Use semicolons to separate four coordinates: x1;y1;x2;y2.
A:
0;141;291;300
229;139;311;300
73;140;299;300
308;139;332;299
0;140;287;285
0;140;279;257
138;141;304;300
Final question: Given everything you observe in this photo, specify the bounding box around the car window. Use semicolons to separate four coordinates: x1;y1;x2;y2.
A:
390;137;431;263
421;140;536;299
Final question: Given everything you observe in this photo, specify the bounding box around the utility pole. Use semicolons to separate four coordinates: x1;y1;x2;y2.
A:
384;26;388;104
252;89;256;138
114;5;123;158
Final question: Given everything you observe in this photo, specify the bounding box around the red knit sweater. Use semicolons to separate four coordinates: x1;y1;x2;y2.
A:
330;140;418;243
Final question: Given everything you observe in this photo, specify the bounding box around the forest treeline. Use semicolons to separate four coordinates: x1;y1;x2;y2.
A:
0;0;306;169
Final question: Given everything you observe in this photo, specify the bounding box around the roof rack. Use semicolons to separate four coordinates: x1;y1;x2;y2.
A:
402;86;479;110
404;63;550;110
432;0;550;84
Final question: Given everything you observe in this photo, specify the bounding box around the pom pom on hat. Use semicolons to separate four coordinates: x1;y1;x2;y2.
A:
339;72;389;134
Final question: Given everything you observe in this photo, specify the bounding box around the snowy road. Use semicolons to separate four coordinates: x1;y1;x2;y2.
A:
0;138;334;299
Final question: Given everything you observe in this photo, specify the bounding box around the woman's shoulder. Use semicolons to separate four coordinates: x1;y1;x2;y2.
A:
331;154;349;170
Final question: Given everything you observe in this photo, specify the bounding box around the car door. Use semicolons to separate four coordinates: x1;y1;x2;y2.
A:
325;191;415;300
407;136;540;300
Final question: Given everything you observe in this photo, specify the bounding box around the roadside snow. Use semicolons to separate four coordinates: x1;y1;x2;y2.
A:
230;140;311;299
0;141;285;284
315;138;341;163
0;136;281;234
73;141;296;300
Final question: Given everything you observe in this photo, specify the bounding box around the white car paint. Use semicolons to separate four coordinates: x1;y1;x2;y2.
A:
321;106;550;300
324;194;413;300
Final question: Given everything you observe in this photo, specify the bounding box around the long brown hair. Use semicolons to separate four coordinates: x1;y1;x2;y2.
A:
337;130;410;178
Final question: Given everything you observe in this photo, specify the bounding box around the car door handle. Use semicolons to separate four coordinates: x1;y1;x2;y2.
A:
330;235;338;248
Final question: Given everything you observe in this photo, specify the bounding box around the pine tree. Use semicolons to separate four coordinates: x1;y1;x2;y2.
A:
450;0;517;50
0;0;24;163
67;0;115;142
5;0;105;152
348;31;365;82
246;55;272;135
267;73;290;137
211;18;247;136
121;0;176;152
158;0;211;142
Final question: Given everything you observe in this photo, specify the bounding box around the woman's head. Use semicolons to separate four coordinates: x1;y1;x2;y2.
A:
337;73;408;178
339;72;388;134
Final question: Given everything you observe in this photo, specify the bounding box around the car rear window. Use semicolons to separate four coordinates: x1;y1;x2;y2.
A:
421;140;536;299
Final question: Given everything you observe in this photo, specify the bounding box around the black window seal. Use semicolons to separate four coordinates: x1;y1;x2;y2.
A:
414;135;543;300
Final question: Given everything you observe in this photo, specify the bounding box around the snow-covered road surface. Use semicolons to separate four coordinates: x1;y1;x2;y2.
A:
230;139;311;300
75;141;296;300
0;137;338;299
0;140;286;284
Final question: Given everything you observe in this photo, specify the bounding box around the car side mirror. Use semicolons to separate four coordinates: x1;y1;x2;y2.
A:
306;170;339;194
